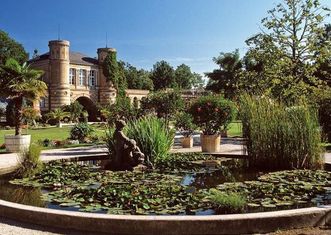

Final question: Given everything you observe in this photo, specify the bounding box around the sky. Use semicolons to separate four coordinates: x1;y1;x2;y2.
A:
0;0;330;76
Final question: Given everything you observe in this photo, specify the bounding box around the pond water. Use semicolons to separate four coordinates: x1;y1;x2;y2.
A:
0;158;330;215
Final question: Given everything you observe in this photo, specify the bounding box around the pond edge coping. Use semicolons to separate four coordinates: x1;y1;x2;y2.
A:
0;199;330;234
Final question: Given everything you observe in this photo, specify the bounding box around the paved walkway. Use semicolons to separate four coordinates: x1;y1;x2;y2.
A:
1;140;331;174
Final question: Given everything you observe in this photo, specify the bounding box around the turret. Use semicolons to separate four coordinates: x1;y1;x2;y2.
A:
48;40;71;109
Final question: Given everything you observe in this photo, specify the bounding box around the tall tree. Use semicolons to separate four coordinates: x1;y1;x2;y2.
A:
0;58;46;135
206;49;242;99
243;0;330;101
0;30;28;65
174;64;194;89
191;73;205;89
150;60;175;90
315;24;331;87
120;61;154;90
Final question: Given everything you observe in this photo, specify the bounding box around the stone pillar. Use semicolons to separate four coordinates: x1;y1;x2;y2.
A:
48;40;71;109
97;48;117;105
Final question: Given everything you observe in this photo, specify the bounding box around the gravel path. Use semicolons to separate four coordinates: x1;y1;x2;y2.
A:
0;217;102;235
0;217;62;235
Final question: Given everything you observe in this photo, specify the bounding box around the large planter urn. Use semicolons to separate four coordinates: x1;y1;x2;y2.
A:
200;134;221;153
5;134;31;153
181;136;193;148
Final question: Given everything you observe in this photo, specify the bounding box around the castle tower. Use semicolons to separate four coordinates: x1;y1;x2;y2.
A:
97;47;117;105
48;40;71;109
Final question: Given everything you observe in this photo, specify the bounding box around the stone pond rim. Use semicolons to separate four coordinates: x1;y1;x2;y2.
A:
0;199;330;235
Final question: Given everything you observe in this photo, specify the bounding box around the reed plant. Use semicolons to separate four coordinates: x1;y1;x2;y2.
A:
15;144;43;178
126;116;175;164
240;95;322;170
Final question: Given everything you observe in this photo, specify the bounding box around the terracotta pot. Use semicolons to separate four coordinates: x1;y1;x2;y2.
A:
181;136;193;148
5;134;31;153
200;134;221;153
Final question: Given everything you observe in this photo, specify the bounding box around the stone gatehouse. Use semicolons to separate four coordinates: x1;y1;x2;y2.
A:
30;40;149;121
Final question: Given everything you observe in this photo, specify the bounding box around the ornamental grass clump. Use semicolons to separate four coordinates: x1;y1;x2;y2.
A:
188;95;236;135
240;95;322;170
15;144;43;178
126;116;175;164
208;189;246;213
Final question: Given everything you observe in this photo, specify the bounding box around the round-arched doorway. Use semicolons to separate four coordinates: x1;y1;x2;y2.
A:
75;96;98;122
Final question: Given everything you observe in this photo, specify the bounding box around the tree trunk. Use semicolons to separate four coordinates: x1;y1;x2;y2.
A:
14;96;23;136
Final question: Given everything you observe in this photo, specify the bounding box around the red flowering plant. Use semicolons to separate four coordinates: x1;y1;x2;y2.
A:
188;95;236;135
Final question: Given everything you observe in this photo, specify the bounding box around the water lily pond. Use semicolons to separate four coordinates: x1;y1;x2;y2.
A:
0;153;331;215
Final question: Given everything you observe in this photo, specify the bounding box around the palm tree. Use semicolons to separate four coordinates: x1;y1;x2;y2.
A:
0;58;46;135
64;101;83;123
46;108;70;128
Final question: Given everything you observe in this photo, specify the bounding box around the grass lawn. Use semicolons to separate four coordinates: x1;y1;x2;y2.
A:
0;126;72;145
227;121;242;137
0;125;107;146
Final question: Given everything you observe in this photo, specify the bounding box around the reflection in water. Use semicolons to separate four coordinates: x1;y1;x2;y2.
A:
181;166;260;189
0;176;45;207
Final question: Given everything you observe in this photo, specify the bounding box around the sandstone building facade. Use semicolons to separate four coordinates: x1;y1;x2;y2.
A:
30;40;148;121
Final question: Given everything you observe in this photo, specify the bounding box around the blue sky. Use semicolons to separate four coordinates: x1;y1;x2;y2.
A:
0;0;330;75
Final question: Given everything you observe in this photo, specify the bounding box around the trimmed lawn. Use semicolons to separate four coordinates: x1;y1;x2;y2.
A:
0;125;106;146
0;126;72;145
227;121;242;137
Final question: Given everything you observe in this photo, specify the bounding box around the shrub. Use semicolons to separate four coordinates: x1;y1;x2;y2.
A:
240;95;322;170
126;116;175;164
41;138;51;147
188;95;236;135
174;112;197;137
70;123;94;142
100;96;135;126
140;90;184;124
15;144;43;178
0;143;5;149
208;189;246;213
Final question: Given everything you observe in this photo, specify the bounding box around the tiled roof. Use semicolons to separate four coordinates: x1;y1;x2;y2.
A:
29;52;98;66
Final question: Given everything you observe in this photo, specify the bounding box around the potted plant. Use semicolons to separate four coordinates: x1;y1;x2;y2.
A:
0;58;46;152
188;95;236;152
174;112;197;148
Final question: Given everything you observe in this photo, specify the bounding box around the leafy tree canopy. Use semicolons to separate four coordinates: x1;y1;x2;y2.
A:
0;30;28;65
243;0;331;102
119;61;154;90
150;60;175;90
174;64;195;89
206;49;242;99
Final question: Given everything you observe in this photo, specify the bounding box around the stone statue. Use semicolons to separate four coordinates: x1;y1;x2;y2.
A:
112;119;150;171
